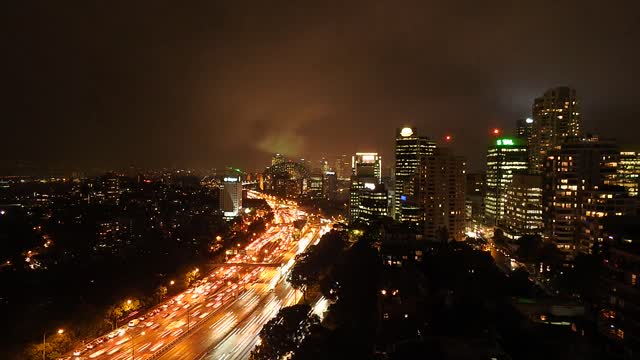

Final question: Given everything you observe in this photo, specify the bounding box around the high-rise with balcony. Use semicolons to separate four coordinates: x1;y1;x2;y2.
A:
543;136;619;258
418;147;466;242
530;87;582;172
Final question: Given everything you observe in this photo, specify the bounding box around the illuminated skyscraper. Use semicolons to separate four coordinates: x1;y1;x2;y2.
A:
394;127;436;223
220;175;243;218
349;153;382;221
485;137;528;225
357;183;389;224
418;147;466;241
503;173;543;239
530;86;582;171
543;137;619;257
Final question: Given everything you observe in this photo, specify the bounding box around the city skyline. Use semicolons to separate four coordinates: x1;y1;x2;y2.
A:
4;1;640;172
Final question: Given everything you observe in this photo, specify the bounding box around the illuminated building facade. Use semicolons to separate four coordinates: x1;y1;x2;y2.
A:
220;175;243;218
610;151;640;197
530;86;582;172
418;147;466;241
598;219;640;353
543;137;619;257
503;173;543;239
581;185;637;254
349;153;382;221
357;183;389;224
485;137;528;225
394;127;436;223
516;117;534;145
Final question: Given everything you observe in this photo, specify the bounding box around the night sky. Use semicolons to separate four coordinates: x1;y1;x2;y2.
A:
3;1;640;172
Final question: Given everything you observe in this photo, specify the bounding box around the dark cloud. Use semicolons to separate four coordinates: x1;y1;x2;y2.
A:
3;0;640;172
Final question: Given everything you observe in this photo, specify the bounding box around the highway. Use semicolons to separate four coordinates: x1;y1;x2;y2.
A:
61;192;330;360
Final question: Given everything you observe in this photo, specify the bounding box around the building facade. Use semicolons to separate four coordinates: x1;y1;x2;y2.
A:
349;153;382;222
543;137;619;257
581;185;637;254
530;87;582;172
485;137;528;225
418;147;466;242
357;183;389;224
394;127;436;224
220;175;243;218
503;173;543;239
610;151;640;197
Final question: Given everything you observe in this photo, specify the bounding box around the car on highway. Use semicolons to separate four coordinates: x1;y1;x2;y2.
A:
128;319;140;327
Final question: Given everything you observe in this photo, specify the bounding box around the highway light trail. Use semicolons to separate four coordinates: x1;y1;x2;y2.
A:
62;191;330;360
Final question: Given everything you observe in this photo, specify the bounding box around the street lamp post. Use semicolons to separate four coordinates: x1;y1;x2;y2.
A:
43;329;64;360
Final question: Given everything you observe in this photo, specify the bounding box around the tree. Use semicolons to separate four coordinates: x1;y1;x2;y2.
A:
250;304;320;360
24;331;72;360
104;298;141;329
154;285;168;302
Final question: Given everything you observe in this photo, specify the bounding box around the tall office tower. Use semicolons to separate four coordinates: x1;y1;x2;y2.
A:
352;153;382;182
485;137;528;225
394;127;436;223
272;153;286;165
529;86;581;172
543;136;619;258
357;183;389;224
220;175;243;218
323;171;337;200
334;155;352;181
419;147;467;242
516;117;534;145
610;151;640;197
349;153;382;221
503;173;543;239
581;185;637;254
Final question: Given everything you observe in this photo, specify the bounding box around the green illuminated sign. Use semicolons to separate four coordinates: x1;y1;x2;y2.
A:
496;138;515;146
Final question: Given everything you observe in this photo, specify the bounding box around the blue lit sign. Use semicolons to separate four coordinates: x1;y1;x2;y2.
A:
400;195;407;201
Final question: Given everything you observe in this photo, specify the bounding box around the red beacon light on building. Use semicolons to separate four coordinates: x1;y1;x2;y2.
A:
492;128;501;136
445;134;453;142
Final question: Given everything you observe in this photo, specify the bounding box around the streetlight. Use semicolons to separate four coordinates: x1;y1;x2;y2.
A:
127;299;132;304
170;280;175;286
43;329;64;360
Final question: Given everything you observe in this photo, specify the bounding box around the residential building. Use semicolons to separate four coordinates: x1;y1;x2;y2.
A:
418;147;466;241
530;86;582;171
581;185;637;254
543;136;619;257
